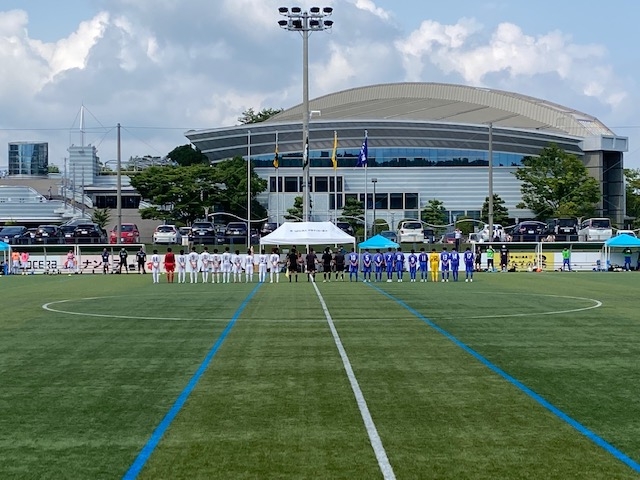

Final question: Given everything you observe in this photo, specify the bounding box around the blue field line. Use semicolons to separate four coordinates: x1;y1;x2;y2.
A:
122;283;263;480
370;285;640;473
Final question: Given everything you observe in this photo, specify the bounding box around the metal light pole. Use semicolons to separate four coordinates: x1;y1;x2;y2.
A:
371;178;377;236
278;6;333;222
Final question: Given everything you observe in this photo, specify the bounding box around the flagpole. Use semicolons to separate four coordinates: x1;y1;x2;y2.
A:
332;130;338;223
364;130;368;240
247;129;251;249
275;131;279;225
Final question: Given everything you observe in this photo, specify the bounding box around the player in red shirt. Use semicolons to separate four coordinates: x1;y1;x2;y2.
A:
164;247;176;283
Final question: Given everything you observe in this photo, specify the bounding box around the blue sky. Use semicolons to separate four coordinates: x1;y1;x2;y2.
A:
0;0;639;168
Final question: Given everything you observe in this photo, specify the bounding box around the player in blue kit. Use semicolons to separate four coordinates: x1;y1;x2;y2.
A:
440;247;450;282
395;248;405;282
418;247;428;282
450;247;460;281
408;249;418;282
373;249;384;282
361;249;373;282
463;246;474;282
348;248;359;282
384;248;395;282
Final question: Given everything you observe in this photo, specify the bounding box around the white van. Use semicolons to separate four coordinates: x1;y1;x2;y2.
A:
577;218;612;242
397;221;424;243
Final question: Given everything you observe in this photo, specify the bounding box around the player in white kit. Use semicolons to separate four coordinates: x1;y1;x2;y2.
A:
177;249;187;283
221;247;232;283
244;249;254;283
188;247;199;284
231;249;242;283
269;248;280;283
258;248;268;282
200;247;211;283
211;248;221;284
151;249;161;284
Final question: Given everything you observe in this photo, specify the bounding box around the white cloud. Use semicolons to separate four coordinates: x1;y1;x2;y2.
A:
353;0;391;21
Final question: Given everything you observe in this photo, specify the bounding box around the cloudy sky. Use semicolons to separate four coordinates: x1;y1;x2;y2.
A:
1;0;639;169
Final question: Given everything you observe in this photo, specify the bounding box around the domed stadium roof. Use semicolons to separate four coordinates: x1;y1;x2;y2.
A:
267;82;613;138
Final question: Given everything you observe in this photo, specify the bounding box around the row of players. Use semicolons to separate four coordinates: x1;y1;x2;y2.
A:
147;245;477;284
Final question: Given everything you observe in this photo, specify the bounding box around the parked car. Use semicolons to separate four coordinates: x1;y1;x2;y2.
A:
578;218;612;242
109;223;140;244
423;228;436;243
225;222;248;237
60;224;78;243
615;229;637;238
545;218;578;237
178;226;192;237
379;230;398;242
189;221;216;244
153;224;182;245
440;232;457;244
336;222;355;236
0;225;29;244
397;220;424;243
73;223;107;244
261;222;278;236
510;221;546;241
33;225;63;244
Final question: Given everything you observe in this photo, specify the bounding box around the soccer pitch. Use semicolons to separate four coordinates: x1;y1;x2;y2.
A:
1;271;640;479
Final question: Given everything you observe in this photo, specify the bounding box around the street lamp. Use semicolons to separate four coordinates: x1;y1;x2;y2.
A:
278;6;334;222
371;178;377;236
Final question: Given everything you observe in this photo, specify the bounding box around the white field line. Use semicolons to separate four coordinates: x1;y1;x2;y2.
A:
312;281;396;480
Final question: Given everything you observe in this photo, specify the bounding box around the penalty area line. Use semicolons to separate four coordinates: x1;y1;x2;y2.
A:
312;281;396;480
122;282;263;480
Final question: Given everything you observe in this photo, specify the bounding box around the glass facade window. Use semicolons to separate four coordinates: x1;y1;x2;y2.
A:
375;193;388;209
405;193;418;210
314;176;328;192
329;194;344;210
284;176;298;193
8;142;48;176
269;176;283;192
95;195;141;209
390;193;403;209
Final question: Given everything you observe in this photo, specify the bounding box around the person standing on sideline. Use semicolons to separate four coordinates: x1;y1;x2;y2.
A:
151;249;161;284
407;249;418;282
499;245;509;272
450;247;460;281
463;246;474;282
20;250;29;275
287;246;298;283
374;249;384;282
321;247;333;282
177;249;187;283
211;248;221;283
384;248;395;282
486;245;495;272
475;246;482;272
305;248;317;282
11;250;20;275
164;247;176;283
395;247;405;282
440;247;451;282
118;247;129;274
348;248;359;282
362;249;373;282
623;246;633;271
65;249;76;275
269;247;281;283
245;249;255;282
454;227;462;251
136;247;147;274
258;249;268;283
188;246;199;283
101;248;110;274
232;249;242;283
429;248;440;282
561;247;572;272
200;246;211;283
418;247;428;282
334;248;345;281
221;247;232;283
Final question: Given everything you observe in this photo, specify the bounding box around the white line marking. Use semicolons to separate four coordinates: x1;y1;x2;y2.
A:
312;281;396;480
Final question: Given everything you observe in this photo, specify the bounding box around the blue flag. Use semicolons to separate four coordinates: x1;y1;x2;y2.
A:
356;131;368;167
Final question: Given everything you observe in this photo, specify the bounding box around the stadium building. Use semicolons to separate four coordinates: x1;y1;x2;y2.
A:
186;83;628;229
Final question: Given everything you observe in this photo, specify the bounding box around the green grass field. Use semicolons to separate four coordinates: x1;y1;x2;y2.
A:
1;270;640;479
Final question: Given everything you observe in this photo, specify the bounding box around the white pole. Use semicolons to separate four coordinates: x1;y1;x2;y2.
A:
275;131;279;225
247;130;251;249
364;163;368;240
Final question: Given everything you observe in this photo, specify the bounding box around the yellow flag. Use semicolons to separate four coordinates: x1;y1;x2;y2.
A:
331;131;338;170
273;143;279;169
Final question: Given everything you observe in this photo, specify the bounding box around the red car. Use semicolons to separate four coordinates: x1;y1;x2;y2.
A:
109;223;140;244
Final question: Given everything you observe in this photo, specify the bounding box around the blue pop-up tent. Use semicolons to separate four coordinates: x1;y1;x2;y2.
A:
0;241;10;274
358;234;399;250
602;234;640;268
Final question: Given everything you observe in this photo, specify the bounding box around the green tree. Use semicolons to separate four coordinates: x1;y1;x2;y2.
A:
455;216;476;236
513;144;600;219
47;165;60;174
339;197;364;232
214;157;267;221
421;199;447;231
625;168;640;228
167;144;209;167
91;208;111;229
481;194;510;225
285;196;304;221
238;107;283;124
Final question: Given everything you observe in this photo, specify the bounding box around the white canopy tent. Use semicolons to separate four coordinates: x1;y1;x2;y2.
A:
260;222;355;247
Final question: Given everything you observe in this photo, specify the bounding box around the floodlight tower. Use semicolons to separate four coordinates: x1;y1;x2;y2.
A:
278;6;334;222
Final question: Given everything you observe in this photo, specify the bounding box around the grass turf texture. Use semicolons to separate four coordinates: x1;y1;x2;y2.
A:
0;272;638;478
